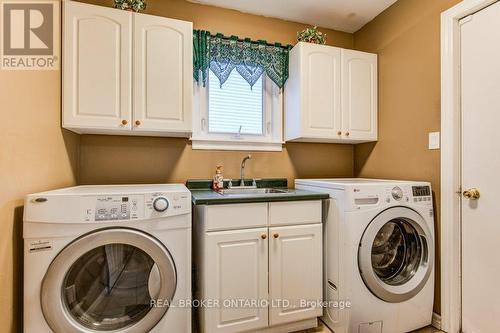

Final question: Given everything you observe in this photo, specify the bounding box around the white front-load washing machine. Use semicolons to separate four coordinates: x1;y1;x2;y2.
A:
295;179;434;333
23;184;192;333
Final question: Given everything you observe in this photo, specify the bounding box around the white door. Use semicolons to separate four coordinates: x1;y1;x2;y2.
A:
134;13;192;135
302;43;342;139
461;2;500;332
269;224;322;326
341;49;378;141
205;228;268;333
63;1;132;131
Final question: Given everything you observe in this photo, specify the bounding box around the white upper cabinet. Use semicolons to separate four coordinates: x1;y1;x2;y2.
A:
341;49;378;142
63;1;193;137
63;1;132;132
285;42;378;144
285;42;341;141
134;14;192;135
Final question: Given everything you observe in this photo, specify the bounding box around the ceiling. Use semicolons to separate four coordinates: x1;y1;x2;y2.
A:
187;0;398;33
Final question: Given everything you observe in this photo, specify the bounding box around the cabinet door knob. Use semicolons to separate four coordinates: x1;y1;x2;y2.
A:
135;120;141;126
261;234;267;239
345;132;350;137
273;233;279;239
337;131;342;136
121;119;128;125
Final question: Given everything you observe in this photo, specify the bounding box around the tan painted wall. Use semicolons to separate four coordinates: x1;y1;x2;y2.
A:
0;2;79;331
76;0;355;185
353;0;461;314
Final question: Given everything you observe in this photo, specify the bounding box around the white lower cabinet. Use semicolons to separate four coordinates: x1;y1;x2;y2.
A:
194;201;323;333
204;228;269;333
269;224;323;326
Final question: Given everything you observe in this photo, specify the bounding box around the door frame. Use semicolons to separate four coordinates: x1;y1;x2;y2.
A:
440;1;498;332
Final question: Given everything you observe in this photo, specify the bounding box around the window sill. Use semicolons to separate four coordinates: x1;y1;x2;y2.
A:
190;138;283;152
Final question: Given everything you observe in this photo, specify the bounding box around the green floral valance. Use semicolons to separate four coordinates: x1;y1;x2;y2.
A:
193;30;292;89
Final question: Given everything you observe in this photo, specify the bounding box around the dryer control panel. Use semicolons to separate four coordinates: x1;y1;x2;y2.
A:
24;184;191;225
94;196;139;221
86;192;190;222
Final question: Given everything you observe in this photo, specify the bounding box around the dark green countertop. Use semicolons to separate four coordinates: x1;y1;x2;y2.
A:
186;178;329;205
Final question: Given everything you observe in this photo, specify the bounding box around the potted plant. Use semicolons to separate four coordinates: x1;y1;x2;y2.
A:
297;26;327;45
114;0;146;12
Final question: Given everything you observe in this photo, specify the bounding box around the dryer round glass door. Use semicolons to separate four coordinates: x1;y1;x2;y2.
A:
41;228;177;333
358;207;434;303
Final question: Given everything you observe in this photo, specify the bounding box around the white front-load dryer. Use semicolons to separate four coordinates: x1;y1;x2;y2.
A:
23;185;192;333
296;179;435;333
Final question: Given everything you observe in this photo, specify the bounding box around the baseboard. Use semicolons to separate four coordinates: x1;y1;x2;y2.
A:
432;312;442;330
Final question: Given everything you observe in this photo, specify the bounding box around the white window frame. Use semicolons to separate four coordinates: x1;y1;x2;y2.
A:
191;72;283;151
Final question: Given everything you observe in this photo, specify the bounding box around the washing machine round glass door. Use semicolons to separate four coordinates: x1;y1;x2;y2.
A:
358;207;434;303
41;228;177;333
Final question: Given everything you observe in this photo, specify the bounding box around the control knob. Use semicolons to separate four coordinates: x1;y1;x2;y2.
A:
391;187;403;201
153;197;169;212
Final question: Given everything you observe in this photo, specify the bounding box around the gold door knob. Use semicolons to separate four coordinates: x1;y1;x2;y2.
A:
337;131;342;136
345;132;350;137
121;119;128;125
261;234;267;240
135;120;141;126
463;188;480;200
273;233;279;239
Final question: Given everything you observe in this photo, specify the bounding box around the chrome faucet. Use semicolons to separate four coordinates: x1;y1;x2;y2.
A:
240;155;252;186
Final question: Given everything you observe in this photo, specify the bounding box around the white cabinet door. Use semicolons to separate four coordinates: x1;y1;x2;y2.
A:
269;224;323;326
63;1;132;132
286;42;341;141
302;43;342;139
134;14;192;135
341;49;378;141
205;228;269;333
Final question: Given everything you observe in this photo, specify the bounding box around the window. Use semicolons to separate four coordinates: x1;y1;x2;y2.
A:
208;69;263;135
192;67;283;151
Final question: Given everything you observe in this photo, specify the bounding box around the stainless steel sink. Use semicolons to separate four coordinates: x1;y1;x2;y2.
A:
218;188;288;196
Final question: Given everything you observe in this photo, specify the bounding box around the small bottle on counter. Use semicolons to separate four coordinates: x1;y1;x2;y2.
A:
212;165;224;191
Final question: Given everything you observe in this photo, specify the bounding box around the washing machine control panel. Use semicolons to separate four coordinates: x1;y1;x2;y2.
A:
411;185;432;204
382;185;432;205
379;185;432;207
